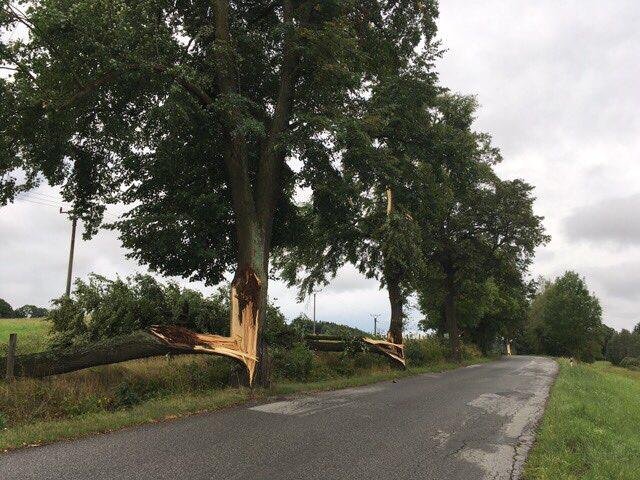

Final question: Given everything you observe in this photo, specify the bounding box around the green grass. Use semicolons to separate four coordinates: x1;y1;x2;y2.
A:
523;360;640;480
0;318;51;355
0;357;491;451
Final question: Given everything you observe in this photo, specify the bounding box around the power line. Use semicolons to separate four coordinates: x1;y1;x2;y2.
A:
22;190;63;202
16;197;60;208
15;193;121;222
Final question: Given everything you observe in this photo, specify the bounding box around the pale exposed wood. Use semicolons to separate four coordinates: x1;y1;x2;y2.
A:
386;188;394;215
362;337;406;368
149;267;262;385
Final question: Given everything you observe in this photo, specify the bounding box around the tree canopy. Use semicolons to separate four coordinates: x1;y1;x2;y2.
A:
0;298;13;318
1;1;561;380
518;271;603;362
1;0;443;383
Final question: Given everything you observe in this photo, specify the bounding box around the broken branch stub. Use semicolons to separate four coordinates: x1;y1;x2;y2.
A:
362;337;406;368
149;267;262;385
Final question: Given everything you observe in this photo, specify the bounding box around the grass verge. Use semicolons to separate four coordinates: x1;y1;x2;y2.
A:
0;318;51;355
523;359;640;480
0;357;491;452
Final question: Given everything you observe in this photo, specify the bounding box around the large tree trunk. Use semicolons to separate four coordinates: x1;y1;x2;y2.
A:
444;271;462;362
384;188;404;346
0;331;186;378
385;271;404;345
231;217;271;387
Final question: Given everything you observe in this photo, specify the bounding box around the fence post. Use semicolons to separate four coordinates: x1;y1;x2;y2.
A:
6;333;17;381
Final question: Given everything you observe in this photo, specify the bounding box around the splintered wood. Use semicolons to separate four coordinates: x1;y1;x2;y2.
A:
150;266;406;383
362;338;406;367
150;267;262;385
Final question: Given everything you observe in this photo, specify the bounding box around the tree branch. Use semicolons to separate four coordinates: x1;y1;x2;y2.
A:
256;1;311;232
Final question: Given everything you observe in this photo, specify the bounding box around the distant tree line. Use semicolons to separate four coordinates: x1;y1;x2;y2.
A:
515;270;640;366
0;298;48;319
605;325;640;367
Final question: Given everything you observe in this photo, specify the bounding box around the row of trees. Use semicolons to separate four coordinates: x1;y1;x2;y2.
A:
605;325;640;366
0;298;48;319
1;1;547;383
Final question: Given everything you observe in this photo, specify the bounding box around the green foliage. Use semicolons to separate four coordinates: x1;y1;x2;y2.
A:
606;328;640;365
47;274;230;347
12;305;49;318
113;382;143;409
0;299;13;318
404;337;447;366
520;272;603;362
263;306;302;349
620;357;640;371
47;273;302;348
1;0;441;287
417;95;548;354
290;314;368;337
0;411;5;430
271;343;314;382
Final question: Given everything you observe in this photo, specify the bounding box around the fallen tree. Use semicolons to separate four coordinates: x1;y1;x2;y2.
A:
1;331;404;380
0;331;181;378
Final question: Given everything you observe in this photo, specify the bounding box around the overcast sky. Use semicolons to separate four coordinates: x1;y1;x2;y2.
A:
1;0;639;332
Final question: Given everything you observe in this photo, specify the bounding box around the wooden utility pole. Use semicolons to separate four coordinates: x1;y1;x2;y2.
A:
60;208;77;297
370;314;380;336
5;333;17;380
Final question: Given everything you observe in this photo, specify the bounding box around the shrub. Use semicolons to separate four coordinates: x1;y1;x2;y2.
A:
271;343;314;381
404;337;447;367
264;305;303;349
461;343;483;360
113;382;143;409
0;411;6;430
620;357;640;371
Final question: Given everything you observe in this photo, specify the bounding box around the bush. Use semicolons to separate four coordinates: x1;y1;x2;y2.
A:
0;411;6;430
113;382;143;409
404;337;447;367
461;343;483;360
48;273;303;349
620;357;640;371
271;343;314;381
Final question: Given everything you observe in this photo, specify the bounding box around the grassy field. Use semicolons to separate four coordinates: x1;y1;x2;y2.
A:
524;359;640;480
0;318;490;451
0;318;51;356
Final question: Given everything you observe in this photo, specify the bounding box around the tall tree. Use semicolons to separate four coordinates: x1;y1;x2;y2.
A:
531;271;603;361
274;70;439;345
0;1;439;384
417;95;548;360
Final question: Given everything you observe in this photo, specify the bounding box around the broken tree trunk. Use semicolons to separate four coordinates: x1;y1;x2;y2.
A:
149;267;263;385
0;270;264;382
0;331;186;378
304;335;406;368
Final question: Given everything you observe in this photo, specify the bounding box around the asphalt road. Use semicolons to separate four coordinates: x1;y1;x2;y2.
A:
0;356;557;480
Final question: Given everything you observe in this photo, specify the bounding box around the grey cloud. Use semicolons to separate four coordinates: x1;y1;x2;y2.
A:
564;193;640;246
587;261;640;302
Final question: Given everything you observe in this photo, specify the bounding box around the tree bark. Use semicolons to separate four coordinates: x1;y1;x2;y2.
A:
444;271;462;362
385;271;404;345
0;331;188;378
383;187;404;345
